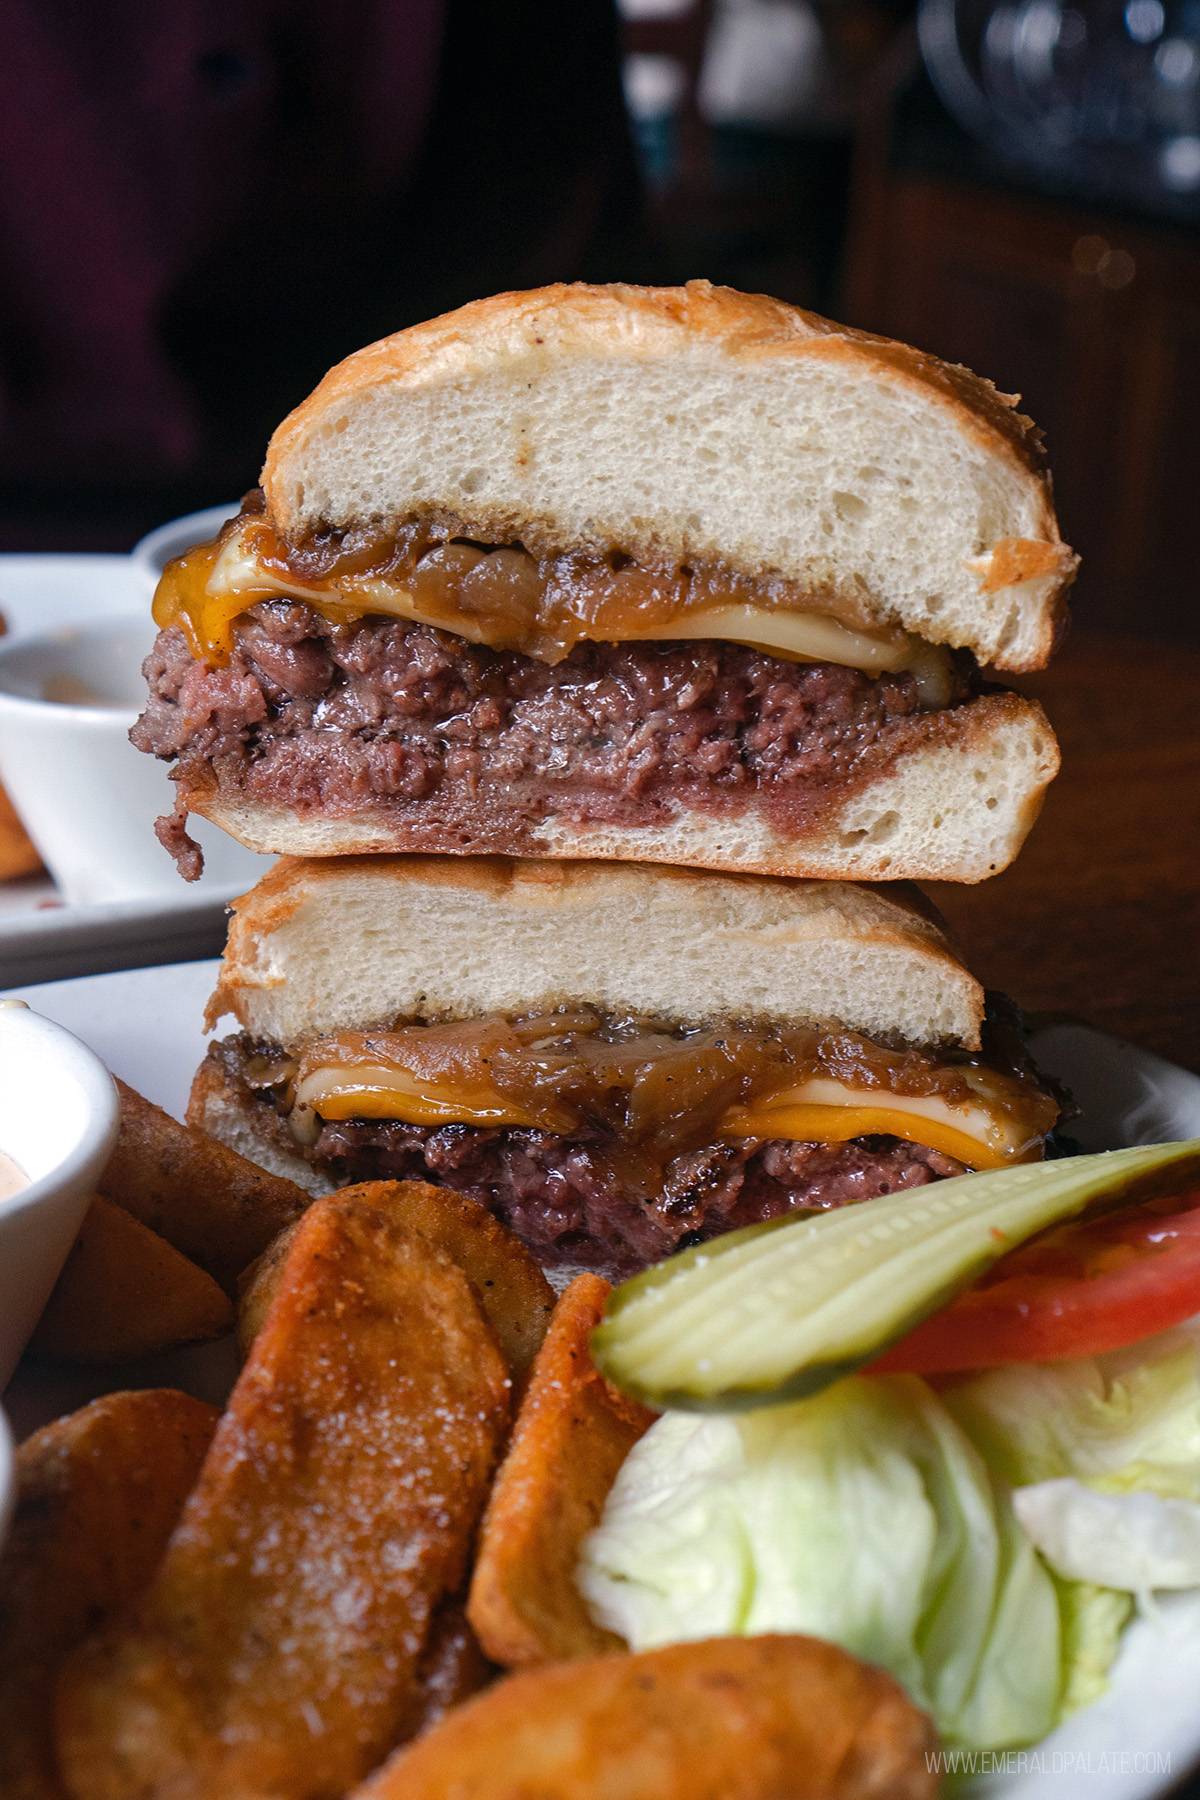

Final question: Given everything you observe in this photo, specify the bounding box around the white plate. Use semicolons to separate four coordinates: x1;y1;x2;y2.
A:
3;961;1200;1800
4;958;216;1115
0;555;264;983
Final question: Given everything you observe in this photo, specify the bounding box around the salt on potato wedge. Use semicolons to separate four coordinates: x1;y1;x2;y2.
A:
350;1634;939;1800
0;1389;218;1800
100;1077;309;1294
468;1273;656;1666
27;1196;233;1364
56;1192;512;1800
238;1180;554;1379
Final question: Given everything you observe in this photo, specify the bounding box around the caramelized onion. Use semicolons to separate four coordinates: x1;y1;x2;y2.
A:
152;504;952;702
281;1008;1058;1173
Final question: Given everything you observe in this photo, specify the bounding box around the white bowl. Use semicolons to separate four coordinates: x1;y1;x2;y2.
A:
0;999;120;1390
130;504;239;601
0;619;272;906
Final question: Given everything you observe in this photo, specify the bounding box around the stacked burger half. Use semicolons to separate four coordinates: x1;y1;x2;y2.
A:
134;281;1075;1282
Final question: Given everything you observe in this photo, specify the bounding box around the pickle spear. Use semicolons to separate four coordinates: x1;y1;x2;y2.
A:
591;1140;1200;1412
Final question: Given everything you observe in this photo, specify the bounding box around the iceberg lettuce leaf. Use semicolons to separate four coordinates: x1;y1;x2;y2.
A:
942;1333;1200;1498
578;1373;1063;1750
1014;1479;1200;1593
578;1330;1200;1750
946;1497;1061;1751
1055;1580;1135;1716
575;1411;758;1649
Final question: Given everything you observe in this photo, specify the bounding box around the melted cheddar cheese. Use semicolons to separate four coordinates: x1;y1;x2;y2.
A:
154;517;955;704
290;1063;1044;1170
719;1079;1038;1169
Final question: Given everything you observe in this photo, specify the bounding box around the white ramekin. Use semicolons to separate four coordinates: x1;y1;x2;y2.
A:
0;998;120;1390
0;618;272;905
130;504;240;602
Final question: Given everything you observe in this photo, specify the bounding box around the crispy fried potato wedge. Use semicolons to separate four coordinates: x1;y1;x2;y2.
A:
0;782;41;881
342;1181;555;1381
414;1593;496;1738
56;1193;512;1800
27;1196;233;1364
468;1273;655;1666
101;1077;309;1293
238;1180;554;1378
0;1390;218;1800
234;1214;298;1358
351;1634;939;1800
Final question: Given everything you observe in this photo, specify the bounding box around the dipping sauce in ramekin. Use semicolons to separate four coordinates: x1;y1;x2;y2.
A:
0;1150;26;1200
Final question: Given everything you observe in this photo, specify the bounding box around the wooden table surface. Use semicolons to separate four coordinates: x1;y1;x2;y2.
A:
926;633;1200;1074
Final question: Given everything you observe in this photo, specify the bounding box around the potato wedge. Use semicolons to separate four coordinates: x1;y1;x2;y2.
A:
414;1593;496;1738
468;1273;655;1666
101;1077;309;1293
238;1180;554;1379
234;1213;298;1358
0;782;41;880
27;1195;233;1364
56;1192;512;1800
351;1634;939;1800
0;1389;218;1800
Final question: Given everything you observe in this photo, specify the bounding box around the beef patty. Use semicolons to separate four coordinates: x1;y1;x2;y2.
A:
134;601;974;873
200;1034;967;1281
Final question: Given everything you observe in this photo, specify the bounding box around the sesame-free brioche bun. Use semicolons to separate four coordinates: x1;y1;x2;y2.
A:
205;855;986;1052
261;281;1076;673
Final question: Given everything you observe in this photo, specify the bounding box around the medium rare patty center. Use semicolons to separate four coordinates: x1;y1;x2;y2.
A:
134;602;975;872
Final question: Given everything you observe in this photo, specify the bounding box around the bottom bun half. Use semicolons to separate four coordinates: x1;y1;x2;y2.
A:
181;692;1057;885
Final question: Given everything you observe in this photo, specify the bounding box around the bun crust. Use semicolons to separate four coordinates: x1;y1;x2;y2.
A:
178;691;1058;885
187;1056;331;1193
261;282;1075;672
207;855;985;1051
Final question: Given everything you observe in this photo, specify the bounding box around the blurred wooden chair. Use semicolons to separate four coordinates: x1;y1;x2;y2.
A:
842;40;1200;644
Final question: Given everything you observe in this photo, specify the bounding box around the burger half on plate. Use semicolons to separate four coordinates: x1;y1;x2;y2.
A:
189;855;1061;1281
135;282;1072;885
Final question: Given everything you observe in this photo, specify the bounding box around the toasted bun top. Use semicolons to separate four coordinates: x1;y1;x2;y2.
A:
261;282;1075;672
207;855;984;1050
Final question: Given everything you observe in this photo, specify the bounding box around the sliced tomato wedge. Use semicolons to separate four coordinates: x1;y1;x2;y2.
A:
871;1185;1200;1373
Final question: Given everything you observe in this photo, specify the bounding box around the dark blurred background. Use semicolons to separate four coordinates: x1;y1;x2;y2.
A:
1;0;1197;646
